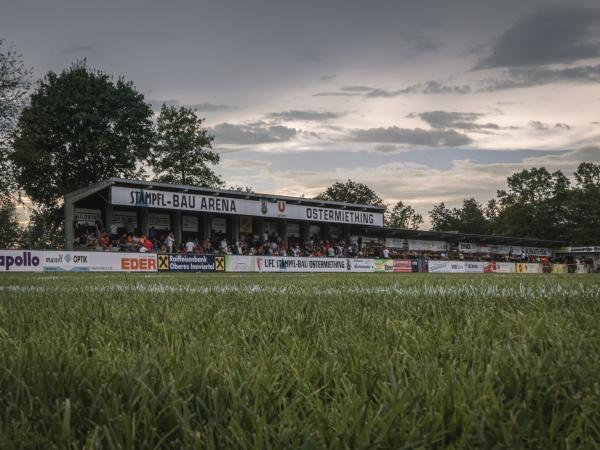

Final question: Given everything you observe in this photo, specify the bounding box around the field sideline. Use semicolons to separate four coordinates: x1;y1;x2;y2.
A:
0;273;599;449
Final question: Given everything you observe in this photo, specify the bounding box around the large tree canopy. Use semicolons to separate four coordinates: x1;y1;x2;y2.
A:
316;180;385;207
385;201;423;230
150;105;223;188
0;40;31;198
11;62;154;207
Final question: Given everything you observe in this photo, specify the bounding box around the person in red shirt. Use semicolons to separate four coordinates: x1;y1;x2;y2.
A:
144;237;153;252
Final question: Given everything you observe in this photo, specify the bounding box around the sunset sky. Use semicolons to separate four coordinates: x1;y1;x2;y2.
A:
3;0;600;224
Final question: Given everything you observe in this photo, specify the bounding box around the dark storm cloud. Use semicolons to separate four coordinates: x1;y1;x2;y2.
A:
314;81;472;98
350;127;472;147
480;64;600;91
148;99;235;113
266;110;342;121
475;4;600;70
211;121;297;145
409;111;501;131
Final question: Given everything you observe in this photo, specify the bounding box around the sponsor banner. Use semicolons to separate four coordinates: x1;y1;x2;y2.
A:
428;261;465;273
112;211;138;229
87;253;157;272
374;259;394;272
43;251;91;272
212;218;227;234
408;239;447;252
552;264;567;273
182;216;198;232
576;264;589;274
385;238;406;249
74;208;101;226
158;254;217;272
484;261;495;273
111;186;384;226
556;246;600;254
516;262;542;274
393;259;419;273
225;255;256;272
149;213;170;230
0;250;44;272
287;223;300;238
464;261;484;273
255;256;348;272
239;216;253;234
348;258;374;272
522;247;551;257
495;262;516;273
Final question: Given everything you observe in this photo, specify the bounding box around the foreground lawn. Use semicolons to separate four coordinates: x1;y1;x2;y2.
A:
0;273;599;449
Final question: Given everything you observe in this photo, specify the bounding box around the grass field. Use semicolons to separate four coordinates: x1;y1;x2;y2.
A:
0;273;599;449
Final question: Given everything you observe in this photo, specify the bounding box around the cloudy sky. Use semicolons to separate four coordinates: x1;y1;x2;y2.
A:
3;0;600;225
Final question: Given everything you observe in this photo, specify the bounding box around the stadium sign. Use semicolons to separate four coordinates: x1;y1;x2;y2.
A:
110;187;384;226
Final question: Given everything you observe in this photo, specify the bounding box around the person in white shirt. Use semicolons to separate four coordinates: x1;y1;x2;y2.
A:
166;233;174;253
185;240;195;253
383;248;390;258
139;245;147;253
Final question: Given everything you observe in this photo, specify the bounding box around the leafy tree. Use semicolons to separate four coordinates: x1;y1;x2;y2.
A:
19;205;64;249
150;105;223;187
0;40;31;198
316;180;385;207
494;167;571;240
11;61;154;208
0;201;22;248
429;202;456;231
455;198;489;234
385;201;423;229
567;162;600;244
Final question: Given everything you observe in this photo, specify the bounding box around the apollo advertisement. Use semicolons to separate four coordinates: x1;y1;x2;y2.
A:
348;258;375;272
157;254;221;272
110;186;384;226
0;250;44;272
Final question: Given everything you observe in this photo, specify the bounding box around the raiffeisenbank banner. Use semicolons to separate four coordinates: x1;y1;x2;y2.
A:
110;186;384;226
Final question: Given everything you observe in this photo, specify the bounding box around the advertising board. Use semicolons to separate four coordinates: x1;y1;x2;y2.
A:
393;259;419;273
158;254;218;272
495;262;516;273
225;255;256;272
464;261;484;273
87;253;157;272
552;264;567;273
428;261;465;273
0;250;44;272
516;263;542;274
43;251;91;272
374;259;394;272
408;240;447;252
255;256;348;272
348;258;374;272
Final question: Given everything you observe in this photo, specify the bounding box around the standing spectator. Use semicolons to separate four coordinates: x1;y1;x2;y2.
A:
166;232;174;253
383;247;390;258
144;236;153;253
185;239;195;254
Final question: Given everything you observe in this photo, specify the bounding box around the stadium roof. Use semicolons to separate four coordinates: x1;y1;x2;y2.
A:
65;177;386;213
361;227;565;247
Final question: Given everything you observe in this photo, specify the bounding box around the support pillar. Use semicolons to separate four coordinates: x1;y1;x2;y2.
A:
230;216;239;244
300;222;309;242
256;217;265;240
173;211;182;246
64;200;75;250
203;214;211;240
105;204;113;236
280;220;288;246
139;208;149;236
